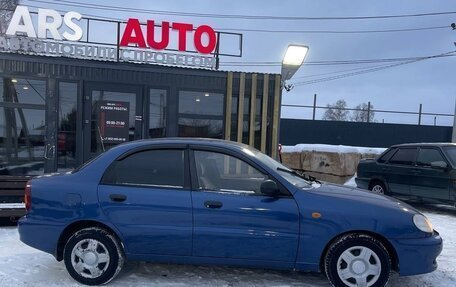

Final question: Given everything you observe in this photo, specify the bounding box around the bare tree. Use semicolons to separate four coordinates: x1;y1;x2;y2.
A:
322;99;350;121
351;102;375;122
0;0;19;34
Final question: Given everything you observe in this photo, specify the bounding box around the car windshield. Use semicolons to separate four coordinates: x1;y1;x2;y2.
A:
252;149;313;189
443;146;456;167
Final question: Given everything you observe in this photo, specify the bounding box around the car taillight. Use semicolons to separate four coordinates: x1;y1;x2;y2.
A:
24;180;32;212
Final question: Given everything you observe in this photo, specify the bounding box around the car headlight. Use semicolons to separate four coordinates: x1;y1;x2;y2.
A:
413;214;433;233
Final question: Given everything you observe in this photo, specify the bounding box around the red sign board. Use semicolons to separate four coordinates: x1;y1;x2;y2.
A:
120;19;217;54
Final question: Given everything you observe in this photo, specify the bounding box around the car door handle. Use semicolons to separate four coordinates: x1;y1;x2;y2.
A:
204;201;223;209
109;194;127;202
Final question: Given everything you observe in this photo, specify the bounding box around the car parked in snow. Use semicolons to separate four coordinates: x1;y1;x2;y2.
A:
356;143;456;205
18;139;442;286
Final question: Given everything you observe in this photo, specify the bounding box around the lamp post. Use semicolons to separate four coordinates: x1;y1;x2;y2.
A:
281;44;309;85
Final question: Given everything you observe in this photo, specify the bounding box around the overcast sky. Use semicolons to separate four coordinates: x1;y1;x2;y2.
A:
21;0;456;126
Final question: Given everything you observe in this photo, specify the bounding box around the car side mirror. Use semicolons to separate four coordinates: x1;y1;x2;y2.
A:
261;180;280;196
430;161;448;170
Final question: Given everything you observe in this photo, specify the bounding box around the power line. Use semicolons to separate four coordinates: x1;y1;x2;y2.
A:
25;0;456;21
217;26;450;34
16;4;452;35
220;54;456;67
290;64;395;80
289;50;456;86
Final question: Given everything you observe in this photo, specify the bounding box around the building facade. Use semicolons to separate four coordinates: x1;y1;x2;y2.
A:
0;53;282;177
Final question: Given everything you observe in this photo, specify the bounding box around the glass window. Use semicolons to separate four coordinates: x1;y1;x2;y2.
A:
388;148;417;165
179;91;223;116
91;90;136;156
102;149;184;188
58;82;78;171
241;95;250;144
194;150;267;194
416;148;445;167
443;147;456;166
9;79;45;105
230;96;238;142
377;148;397;163
0;78;46;176
149;89;166;138
178;91;224;139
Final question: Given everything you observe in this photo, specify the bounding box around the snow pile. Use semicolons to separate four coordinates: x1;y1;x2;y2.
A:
0;206;455;286
344;174;357;187
282;144;386;155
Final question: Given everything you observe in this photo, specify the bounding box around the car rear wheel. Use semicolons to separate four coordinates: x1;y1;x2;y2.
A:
324;234;391;287
369;181;388;195
63;227;124;285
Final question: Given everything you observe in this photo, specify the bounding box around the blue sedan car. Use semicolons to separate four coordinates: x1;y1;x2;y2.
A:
18;139;442;286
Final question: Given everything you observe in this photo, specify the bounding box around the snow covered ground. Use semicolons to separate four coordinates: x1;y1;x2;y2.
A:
282;144;386;155
0;205;454;287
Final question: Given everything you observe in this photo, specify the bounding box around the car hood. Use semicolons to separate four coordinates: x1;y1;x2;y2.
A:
307;183;419;213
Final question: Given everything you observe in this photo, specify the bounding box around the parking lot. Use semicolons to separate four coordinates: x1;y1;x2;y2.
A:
0;204;454;287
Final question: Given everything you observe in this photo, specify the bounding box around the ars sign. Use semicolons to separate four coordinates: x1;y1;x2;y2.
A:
6;6;83;41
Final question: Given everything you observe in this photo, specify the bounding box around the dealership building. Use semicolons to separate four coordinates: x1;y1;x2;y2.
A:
0;6;284;178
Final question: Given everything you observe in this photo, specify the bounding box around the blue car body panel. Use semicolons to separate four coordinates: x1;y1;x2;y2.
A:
17;138;442;277
98;184;193;256
191;191;299;264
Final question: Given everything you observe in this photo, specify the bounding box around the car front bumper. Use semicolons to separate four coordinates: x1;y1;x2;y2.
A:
390;230;443;276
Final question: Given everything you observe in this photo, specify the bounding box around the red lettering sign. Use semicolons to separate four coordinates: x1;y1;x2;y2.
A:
194;25;217;54
120;18;217;54
120;18;146;48
147;20;169;50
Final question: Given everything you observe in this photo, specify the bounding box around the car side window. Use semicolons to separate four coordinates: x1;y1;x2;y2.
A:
377;148;397;163
102;149;185;188
388;148;417;166
194;150;267;195
416;148;445;167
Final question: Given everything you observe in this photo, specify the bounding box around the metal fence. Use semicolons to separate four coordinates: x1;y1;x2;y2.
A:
282;94;454;126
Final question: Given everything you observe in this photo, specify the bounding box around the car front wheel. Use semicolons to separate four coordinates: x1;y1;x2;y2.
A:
324;234;391;287
63;227;124;285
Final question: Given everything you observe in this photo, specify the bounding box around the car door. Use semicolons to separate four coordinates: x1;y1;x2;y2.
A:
384;148;417;195
190;147;300;266
409;147;451;201
98;147;193;256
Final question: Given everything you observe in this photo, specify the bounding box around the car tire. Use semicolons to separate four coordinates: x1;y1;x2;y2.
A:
324;233;391;287
63;227;124;285
369;181;388;195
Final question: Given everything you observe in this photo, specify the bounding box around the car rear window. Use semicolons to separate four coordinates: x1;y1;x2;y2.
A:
102;149;185;188
388;148;417;165
377;148;397;163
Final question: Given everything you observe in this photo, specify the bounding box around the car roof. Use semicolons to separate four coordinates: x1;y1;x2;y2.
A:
390;142;456;148
112;137;255;152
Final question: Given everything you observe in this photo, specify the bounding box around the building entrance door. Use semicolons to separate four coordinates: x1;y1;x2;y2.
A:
83;83;143;161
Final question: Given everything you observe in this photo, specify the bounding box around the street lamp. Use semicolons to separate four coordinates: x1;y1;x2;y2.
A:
281;44;309;82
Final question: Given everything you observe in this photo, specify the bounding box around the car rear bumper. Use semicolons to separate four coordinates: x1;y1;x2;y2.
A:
18;215;63;258
354;177;369;189
391;231;443;276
